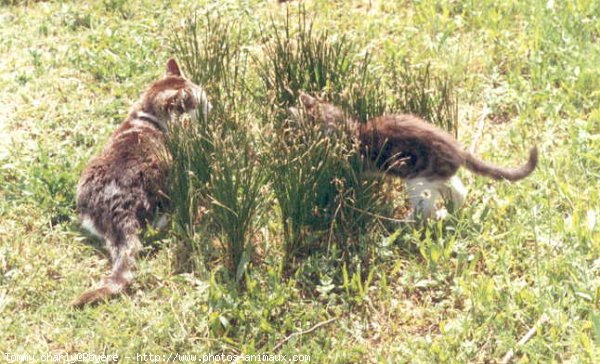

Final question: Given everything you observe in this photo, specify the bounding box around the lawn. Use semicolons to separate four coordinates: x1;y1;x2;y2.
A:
0;0;598;363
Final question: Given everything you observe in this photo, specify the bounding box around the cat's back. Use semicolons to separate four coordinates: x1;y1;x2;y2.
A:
76;118;166;220
367;114;459;146
80;120;164;183
361;113;465;179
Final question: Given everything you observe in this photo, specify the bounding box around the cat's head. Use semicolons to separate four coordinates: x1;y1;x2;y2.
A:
289;92;351;134
140;58;211;125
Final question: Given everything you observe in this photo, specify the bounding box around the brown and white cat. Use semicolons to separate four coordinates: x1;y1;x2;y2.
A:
73;59;210;307
294;93;538;220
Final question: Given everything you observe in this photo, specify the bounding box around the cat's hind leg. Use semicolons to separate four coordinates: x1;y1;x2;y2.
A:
406;177;444;221
442;175;468;211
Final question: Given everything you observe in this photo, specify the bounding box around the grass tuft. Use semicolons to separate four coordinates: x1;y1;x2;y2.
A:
168;12;265;279
257;7;389;267
256;7;354;113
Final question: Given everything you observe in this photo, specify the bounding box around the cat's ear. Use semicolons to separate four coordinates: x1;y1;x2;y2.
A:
166;58;182;77
299;92;316;108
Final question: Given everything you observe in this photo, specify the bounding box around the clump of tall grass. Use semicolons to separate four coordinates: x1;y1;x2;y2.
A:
172;11;243;101
207;103;266;281
341;53;389;123
167;8;459;274
257;8;388;265
256;8;353;114
168;13;265;280
163;111;212;241
267;109;337;261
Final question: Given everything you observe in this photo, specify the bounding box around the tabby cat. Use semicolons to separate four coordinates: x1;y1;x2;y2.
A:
73;59;210;307
295;93;538;220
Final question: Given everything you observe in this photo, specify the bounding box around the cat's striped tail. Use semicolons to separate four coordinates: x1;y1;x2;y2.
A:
464;146;538;182
71;236;140;308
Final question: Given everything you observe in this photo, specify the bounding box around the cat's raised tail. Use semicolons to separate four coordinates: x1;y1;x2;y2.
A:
464;146;538;182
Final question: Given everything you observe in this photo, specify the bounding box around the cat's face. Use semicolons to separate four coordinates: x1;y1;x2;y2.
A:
141;59;211;122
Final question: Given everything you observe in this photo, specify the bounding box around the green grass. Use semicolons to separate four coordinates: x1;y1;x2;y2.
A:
254;9;389;265
0;0;598;363
167;12;267;280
